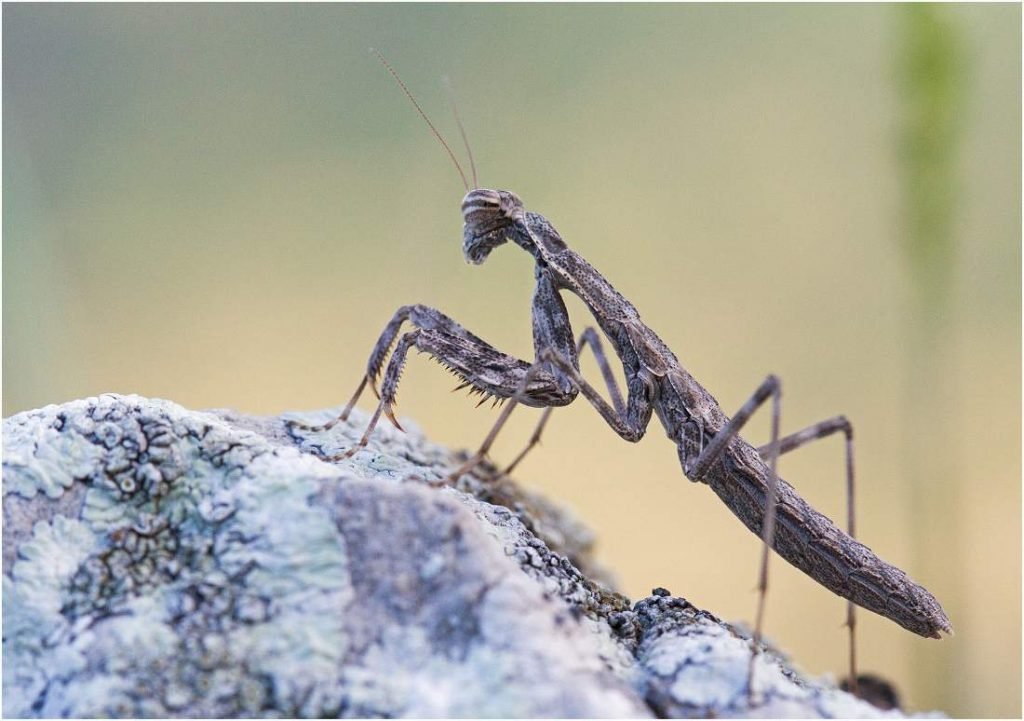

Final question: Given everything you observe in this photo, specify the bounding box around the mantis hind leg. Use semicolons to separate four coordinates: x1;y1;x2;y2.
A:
757;416;858;699
686;376;857;703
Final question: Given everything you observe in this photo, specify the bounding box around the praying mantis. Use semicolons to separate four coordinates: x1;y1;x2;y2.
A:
288;52;951;702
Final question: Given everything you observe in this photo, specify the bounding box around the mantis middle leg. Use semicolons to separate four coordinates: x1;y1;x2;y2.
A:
452;344;654;482
501;326;626;476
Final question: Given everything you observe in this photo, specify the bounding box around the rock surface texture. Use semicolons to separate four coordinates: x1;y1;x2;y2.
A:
3;394;929;718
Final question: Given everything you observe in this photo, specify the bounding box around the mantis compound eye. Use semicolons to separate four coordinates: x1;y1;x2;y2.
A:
461;188;502;221
462;189;525;225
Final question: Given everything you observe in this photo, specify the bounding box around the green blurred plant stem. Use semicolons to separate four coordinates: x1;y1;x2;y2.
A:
896;4;964;713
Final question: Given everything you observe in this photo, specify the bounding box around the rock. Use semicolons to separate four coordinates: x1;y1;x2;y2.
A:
3;394;929;718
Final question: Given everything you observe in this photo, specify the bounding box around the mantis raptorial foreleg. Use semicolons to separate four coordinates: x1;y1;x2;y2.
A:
287;304;499;434
471;282;626;479
303;325;574;463
294;266;584;458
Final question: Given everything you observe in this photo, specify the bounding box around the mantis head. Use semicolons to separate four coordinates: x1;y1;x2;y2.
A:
461;188;528;264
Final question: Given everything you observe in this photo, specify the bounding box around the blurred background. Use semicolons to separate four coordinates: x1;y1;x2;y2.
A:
4;5;1019;716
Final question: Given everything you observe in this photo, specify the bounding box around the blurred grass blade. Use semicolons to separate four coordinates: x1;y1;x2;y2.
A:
895;4;965;712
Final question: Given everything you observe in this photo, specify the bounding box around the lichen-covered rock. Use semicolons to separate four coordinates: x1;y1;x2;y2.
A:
3;394;924;718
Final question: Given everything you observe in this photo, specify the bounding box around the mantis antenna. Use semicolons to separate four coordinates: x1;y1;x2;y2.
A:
371;48;470;192
443;75;479;189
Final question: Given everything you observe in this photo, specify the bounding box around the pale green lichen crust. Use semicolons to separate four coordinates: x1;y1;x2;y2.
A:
3;394;928;718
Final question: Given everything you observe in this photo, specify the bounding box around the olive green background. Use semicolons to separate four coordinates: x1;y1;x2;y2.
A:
4;4;1019;716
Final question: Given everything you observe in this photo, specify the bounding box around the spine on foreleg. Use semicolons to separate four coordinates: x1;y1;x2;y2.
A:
692;439;952;639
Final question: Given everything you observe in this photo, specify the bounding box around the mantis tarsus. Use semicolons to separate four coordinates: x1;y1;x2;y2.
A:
289;53;951;703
